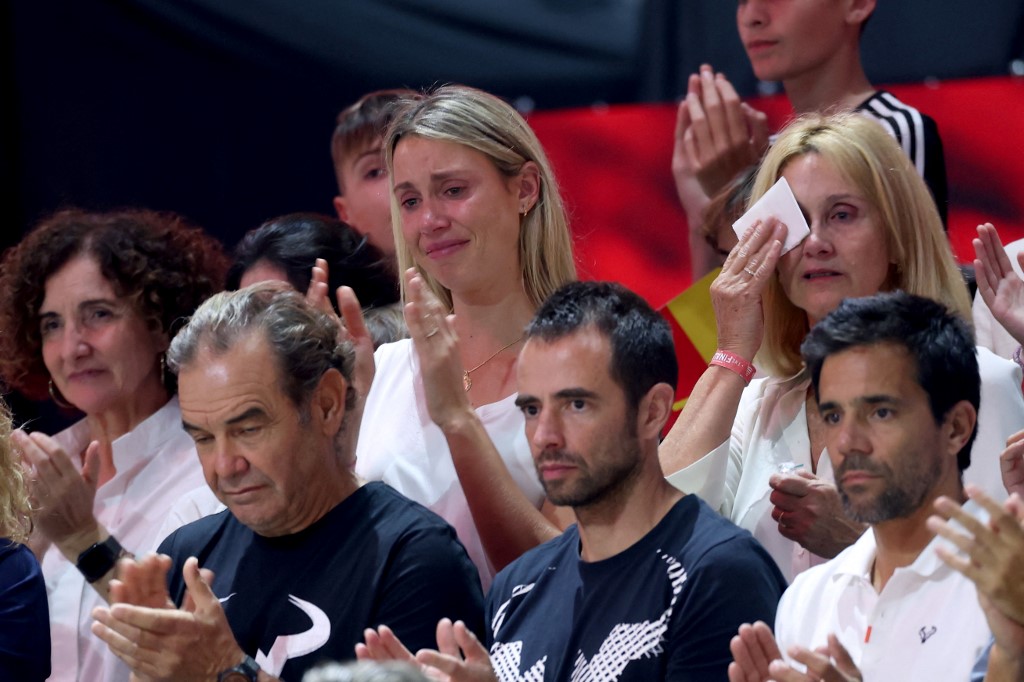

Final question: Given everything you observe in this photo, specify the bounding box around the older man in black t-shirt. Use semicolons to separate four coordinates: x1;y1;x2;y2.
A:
91;284;483;682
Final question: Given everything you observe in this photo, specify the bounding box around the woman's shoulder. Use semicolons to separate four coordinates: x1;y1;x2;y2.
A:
372;338;414;377
977;345;1024;397
0;540;42;582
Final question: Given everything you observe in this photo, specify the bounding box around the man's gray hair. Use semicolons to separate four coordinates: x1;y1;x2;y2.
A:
168;282;355;412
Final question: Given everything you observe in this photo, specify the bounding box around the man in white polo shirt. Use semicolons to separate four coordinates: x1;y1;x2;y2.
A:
729;292;991;681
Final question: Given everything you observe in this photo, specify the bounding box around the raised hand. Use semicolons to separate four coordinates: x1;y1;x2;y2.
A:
929;486;1024;625
974;223;1024;346
768;635;862;682
306;258;376;399
674;64;769;200
93;557;248;681
109;554;174;608
416;619;497;682
929;487;1024;677
1001;429;1024;498
712;219;787;362
769;470;866;558
356;620;496;682
728;621;783;682
14;430;101;552
404;268;474;431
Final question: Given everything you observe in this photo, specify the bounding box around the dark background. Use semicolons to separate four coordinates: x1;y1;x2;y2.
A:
4;0;1023;252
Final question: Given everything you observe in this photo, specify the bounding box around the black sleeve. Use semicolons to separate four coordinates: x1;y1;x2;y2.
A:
370;524;486;653
921;114;948;229
665;537;786;682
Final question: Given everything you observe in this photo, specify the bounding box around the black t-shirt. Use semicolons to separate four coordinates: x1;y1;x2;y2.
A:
485;495;787;682
159;482;484;681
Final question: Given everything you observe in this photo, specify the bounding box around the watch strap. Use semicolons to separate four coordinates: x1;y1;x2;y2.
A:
75;535;126;583
218;655;261;682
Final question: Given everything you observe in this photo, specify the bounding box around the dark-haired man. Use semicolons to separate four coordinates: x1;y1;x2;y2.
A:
362;281;786;681
729;292;991;681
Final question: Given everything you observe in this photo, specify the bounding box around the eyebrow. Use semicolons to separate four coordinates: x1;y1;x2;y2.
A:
181;406;268;433
794;194;862;218
39;298;119;316
393;169;474;193
554;388;599;400
514;394;536;409
353;148;382;163
825;194;862;204
818;394;900;412
514;388;599;408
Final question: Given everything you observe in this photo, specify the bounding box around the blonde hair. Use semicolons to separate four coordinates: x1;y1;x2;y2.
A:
383;85;576;310
753;113;971;376
0;400;32;544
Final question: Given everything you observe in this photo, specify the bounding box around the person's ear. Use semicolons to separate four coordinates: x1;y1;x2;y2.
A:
333;196;351;223
515;161;541;214
845;0;875;27
636;383;675;441
942;399;977;461
314;368;348;436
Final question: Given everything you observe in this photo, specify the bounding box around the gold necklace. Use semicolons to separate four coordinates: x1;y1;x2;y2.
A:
463;336;523;392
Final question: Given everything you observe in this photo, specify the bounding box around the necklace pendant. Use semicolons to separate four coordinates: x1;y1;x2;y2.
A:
463;371;472;392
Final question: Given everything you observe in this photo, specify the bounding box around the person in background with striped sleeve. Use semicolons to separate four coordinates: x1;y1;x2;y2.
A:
675;0;948;280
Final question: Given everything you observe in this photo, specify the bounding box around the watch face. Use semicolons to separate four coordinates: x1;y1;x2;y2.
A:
77;537;123;583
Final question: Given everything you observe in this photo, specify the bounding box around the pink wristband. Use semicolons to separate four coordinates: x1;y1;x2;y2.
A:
710;349;756;385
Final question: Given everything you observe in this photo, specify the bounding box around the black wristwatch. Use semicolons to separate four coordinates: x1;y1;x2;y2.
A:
218;655;261;682
75;535;127;583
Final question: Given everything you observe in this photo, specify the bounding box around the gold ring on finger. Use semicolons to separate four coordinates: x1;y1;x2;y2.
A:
425;328;440;338
743;267;757;277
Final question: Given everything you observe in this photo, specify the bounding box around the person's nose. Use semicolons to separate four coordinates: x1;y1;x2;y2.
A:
800;218;834;259
530;407;566;454
418;195;451;235
833;414;872;459
212;440;251;484
738;0;768;30
60;319;90;362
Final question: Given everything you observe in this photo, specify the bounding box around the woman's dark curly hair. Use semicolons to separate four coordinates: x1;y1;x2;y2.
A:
0;208;228;400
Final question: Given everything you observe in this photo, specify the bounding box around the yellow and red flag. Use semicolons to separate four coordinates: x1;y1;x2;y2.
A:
659;268;719;432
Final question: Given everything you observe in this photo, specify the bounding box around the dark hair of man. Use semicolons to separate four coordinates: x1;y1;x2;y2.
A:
331;88;418;193
226;213;399;312
801;291;979;471
524;281;678;413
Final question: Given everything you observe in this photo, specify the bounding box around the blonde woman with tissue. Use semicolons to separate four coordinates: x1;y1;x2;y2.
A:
658;112;1024;582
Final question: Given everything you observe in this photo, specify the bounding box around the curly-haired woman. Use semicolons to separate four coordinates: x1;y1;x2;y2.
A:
0;208;228;682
